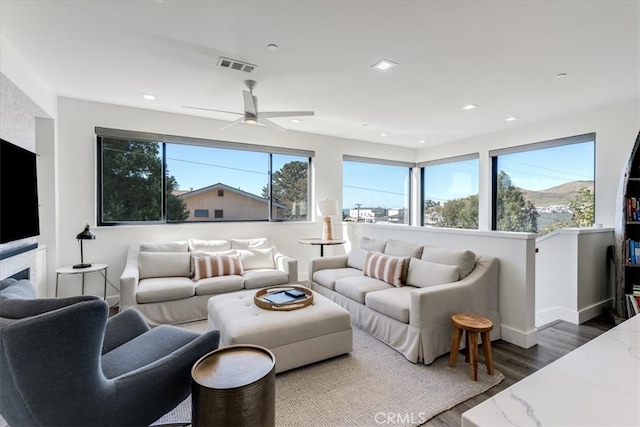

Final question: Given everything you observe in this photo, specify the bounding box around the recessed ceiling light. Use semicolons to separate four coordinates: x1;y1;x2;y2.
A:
379;133;388;137
267;44;279;51
141;93;156;101
505;116;519;122
418;140;427;144
290;119;302;123
555;73;568;79
462;104;478;110
371;59;397;72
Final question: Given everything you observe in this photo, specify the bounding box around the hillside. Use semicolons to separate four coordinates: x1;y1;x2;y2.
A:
520;180;594;207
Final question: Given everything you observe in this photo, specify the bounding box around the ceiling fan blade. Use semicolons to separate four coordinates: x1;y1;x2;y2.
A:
181;105;244;116
259;111;315;118
258;117;287;132
243;90;258;116
219;117;245;131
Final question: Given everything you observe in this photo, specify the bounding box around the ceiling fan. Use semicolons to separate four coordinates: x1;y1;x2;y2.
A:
182;80;314;131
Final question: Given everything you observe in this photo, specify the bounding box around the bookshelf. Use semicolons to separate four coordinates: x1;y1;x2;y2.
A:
620;131;640;318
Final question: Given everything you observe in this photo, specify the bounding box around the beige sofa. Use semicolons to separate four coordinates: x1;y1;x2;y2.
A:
309;237;499;365
120;238;298;326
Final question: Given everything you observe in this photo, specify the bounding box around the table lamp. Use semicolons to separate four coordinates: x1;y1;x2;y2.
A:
73;223;96;269
318;200;339;241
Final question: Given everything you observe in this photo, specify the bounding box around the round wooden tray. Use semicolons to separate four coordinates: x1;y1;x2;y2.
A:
254;285;313;311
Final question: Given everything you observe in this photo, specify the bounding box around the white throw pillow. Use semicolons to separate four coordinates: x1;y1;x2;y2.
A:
347;247;368;270
236;248;275;270
231;238;270;249
421;246;476;279
138;252;191;279
360;236;387;252
188;238;231;253
406;258;460;288
384;239;424;258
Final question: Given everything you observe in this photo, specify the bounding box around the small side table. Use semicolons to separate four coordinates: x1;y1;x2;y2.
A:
298;238;346;257
55;263;108;299
191;344;276;427
449;313;494;381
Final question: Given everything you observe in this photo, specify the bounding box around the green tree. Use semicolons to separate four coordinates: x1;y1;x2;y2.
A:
437;195;478;229
569;187;595;227
496;171;539;232
262;160;308;219
102;139;189;222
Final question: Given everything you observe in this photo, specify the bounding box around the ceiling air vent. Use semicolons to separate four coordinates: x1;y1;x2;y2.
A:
218;57;257;73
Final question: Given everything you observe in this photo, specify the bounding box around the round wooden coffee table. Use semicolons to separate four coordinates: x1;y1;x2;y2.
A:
449;313;494;381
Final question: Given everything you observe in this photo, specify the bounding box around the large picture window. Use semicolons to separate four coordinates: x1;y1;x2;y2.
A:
97;128;312;225
421;154;479;229
342;156;413;225
491;133;595;234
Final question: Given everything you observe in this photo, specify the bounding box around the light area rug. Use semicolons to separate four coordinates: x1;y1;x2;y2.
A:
153;320;504;427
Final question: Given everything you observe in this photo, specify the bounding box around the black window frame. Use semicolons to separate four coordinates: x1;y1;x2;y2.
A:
96;127;314;225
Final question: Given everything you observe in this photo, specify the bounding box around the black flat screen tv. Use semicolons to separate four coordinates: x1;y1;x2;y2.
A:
0;138;40;244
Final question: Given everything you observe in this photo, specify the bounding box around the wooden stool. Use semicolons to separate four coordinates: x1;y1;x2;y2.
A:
449;313;494;381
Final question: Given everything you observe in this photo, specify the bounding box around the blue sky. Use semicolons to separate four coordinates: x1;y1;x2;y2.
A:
166;140;594;210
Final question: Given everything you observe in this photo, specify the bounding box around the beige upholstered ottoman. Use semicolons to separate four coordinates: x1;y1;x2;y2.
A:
207;288;353;373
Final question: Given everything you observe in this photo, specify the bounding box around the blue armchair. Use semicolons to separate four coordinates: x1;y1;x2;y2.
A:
0;279;220;426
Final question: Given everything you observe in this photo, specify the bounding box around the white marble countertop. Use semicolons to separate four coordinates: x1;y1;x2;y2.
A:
462;314;640;426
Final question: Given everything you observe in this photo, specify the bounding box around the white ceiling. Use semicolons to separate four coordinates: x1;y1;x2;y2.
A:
1;0;638;148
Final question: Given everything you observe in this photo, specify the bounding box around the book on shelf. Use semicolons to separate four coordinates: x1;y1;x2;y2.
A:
625;294;640;317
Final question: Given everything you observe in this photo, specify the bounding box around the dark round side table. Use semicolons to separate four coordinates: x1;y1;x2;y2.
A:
191;344;276;427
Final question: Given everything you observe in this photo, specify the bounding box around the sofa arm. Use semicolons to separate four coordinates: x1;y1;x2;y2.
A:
274;252;299;283
409;256;499;329
308;255;349;280
119;245;140;312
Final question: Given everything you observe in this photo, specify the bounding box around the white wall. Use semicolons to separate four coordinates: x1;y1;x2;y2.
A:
417;100;640;230
53;98;417;300
535;228;615;327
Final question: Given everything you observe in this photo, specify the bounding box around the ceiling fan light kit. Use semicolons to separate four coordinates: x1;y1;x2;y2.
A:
183;80;314;132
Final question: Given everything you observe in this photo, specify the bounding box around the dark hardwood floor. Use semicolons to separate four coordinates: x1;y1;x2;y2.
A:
425;314;616;426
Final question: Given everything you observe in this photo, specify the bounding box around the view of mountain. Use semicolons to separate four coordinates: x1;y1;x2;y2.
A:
520;180;594;207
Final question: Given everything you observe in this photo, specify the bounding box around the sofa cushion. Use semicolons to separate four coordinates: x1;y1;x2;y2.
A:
231;238;270;249
360;236;387;252
363;251;406;287
194;275;244;296
384;239;424;258
313;268;362;291
237;248;275;270
365;286;413;324
406;258;460;288
136;277;195;303
242;269;289;289
346;247;368;270
188;238;231;253
421;246;476;279
193;254;244;281
138;252;192;279
335;276;393;304
139;241;188;252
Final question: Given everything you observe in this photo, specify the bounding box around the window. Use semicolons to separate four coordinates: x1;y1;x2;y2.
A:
420;154;479;229
96;128;313;224
343;156;413;225
490;133;595;234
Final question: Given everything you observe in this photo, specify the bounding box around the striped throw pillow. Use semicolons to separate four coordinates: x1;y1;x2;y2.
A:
193;254;244;281
362;251;406;287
